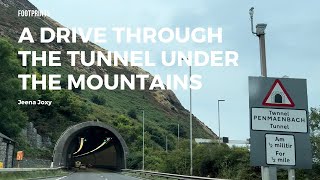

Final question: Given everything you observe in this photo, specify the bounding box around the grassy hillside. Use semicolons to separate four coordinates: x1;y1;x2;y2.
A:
0;0;217;169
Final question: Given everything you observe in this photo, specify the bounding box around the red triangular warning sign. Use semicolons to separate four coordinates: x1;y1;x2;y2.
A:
262;79;295;107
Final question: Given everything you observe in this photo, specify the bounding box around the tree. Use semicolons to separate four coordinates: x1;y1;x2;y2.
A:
91;94;106;105
127;109;137;119
294;108;320;179
310;108;320;164
0;38;28;137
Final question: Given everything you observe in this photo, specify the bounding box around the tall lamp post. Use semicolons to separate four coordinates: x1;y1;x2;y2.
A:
177;123;180;148
182;58;193;176
218;99;225;143
142;110;145;170
188;64;193;176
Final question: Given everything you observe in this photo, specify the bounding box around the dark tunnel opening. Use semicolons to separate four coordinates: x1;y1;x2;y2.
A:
53;122;128;171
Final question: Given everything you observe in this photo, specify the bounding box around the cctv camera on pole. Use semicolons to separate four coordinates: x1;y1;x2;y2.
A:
249;7;267;77
249;7;277;180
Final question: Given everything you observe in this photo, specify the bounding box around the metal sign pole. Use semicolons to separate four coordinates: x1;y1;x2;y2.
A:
288;169;295;180
258;30;267;77
249;8;312;180
249;7;276;180
257;22;275;180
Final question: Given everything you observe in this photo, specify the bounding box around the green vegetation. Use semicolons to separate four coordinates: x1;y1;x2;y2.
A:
0;38;29;137
122;141;260;179
0;169;69;180
91;94;106;105
160;141;259;179
127;109;138;119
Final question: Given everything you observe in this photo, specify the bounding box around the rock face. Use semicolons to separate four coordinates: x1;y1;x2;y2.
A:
20;122;52;149
0;134;14;168
6;144;14;167
0;138;9;166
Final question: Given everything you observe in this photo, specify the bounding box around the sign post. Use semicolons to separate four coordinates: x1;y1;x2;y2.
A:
249;7;311;179
249;77;312;179
16;151;24;168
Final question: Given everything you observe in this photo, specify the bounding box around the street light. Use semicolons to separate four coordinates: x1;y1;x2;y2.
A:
182;58;193;176
177;123;180;148
166;136;168;153
189;64;193;176
137;108;145;170
142;110;145;170
218;100;225;143
137;107;144;171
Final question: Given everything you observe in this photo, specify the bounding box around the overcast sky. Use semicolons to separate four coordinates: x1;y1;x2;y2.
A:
29;0;320;140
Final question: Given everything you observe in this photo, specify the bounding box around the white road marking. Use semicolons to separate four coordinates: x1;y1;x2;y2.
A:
56;176;67;180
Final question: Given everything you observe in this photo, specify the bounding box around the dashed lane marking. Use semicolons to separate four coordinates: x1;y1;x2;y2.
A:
56;176;67;180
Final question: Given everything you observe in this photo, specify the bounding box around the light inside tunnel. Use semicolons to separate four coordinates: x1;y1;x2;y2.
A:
73;137;112;158
73;137;85;155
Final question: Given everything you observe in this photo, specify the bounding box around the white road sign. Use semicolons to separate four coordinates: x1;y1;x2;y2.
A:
251;108;307;133
249;77;312;168
266;134;296;166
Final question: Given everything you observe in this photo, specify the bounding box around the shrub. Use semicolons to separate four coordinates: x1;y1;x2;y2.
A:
127;109;137;119
91;95;106;105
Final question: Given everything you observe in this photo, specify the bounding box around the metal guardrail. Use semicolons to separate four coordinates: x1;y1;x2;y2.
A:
0;167;62;172
122;169;229;180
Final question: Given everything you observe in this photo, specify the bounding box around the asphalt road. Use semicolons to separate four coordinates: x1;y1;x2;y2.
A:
43;169;140;180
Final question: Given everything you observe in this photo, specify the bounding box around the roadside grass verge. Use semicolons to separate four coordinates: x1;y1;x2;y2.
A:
0;169;69;180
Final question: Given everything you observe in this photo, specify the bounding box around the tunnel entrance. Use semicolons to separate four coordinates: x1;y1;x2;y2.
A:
53;121;128;171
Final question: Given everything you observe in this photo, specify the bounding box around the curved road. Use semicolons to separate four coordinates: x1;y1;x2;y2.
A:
44;169;139;180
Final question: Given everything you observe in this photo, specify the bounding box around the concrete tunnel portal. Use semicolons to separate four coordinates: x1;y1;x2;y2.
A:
53;121;128;170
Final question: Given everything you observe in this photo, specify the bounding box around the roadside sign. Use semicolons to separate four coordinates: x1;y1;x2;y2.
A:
249;76;312;169
16;151;24;161
262;79;295;107
251;108;307;132
265;134;295;166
